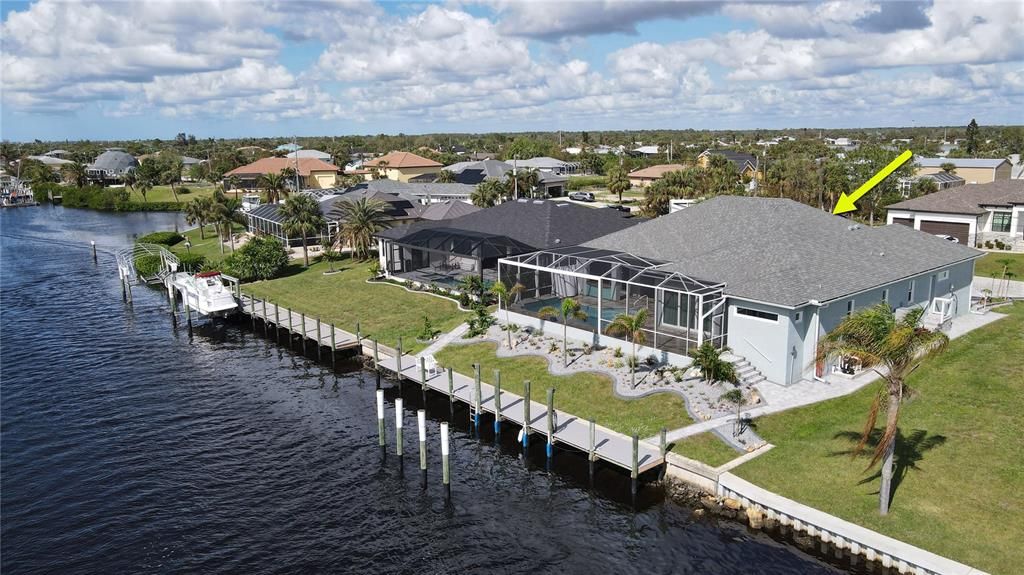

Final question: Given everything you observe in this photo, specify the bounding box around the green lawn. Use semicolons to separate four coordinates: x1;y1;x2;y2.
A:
129;183;219;204
434;342;693;438
671;432;742;467
242;258;468;353
170;224;244;264
975;252;1024;279
734;303;1024;574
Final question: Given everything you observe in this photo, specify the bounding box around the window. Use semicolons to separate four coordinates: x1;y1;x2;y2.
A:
907;281;915;302
938;270;949;281
846;300;855;316
881;289;889;304
794;311;803;323
736;307;779;322
992;211;1012;233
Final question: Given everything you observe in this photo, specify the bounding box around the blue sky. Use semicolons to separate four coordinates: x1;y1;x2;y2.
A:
2;1;1022;142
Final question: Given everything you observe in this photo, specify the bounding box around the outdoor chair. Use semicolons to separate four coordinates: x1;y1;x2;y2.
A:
424;354;443;377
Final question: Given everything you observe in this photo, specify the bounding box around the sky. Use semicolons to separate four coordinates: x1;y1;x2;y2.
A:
1;0;1022;142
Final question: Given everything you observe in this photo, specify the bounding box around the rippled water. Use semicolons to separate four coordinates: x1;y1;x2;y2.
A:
1;206;844;574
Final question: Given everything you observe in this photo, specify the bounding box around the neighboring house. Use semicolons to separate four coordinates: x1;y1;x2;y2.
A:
419;199;481;220
86;149;138;184
914;157;1012;184
343;179;477;204
563;147;582;156
887;180;1024;250
443;159;568;197
497;197;981;386
897;171;965;196
630;145;660;158
697;149;760;179
286;149;333;163
514;156;579;175
274;143;302;153
592;145;624;155
627;164;686;188
467;152;497;161
225;157;340;190
375;199;640;289
246;192;340;246
364;151;443;182
25;154;73;170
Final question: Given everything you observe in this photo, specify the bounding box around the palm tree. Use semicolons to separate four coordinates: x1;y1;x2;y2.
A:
261;172;287;204
471;180;504;208
336;197;390;260
538;297;588;367
62;162;88;188
279;194;326;267
604;308;649;387
321;237;340;272
162;157;184;203
436;169;457;183
505;167;539;198
720;388;744;437
690;341;738;384
135;178;152;205
372;160;389;180
939;162;957;174
995;258;1015;299
122;170;138;198
490;280;524;349
225;175;241;199
816;303;949;515
607;165;631;206
184;198;208;239
211;195;244;253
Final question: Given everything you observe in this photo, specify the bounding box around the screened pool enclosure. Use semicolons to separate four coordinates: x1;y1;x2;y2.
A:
381;228;536;288
498;246;728;356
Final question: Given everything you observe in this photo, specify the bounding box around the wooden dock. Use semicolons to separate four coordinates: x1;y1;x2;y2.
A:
377;355;664;475
238;295;361;352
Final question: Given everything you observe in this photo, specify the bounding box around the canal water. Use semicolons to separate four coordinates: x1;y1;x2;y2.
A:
1;206;844;574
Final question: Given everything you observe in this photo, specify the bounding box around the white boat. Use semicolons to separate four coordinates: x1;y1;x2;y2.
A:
241;193;262;211
172;271;239;316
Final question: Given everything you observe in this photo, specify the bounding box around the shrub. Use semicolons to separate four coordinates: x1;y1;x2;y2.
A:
32;182;62;204
645;354;659;366
134;254;163;277
567;176;608;190
417;315;439;340
466;305;495;337
138;231;185;246
223;236;289;281
613;347;623;358
176;252;206;272
984;241;994;249
61;185;129;210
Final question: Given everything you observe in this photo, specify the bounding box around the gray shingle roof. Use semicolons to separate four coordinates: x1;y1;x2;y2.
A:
344;179;475;198
419;200;481;220
702;149;758;171
916;157;1009;169
583;197;981;307
888;180;1024;215
377;199;641;251
89;150;138;173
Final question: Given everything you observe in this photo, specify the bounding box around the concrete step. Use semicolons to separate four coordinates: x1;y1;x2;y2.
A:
742;374;767;386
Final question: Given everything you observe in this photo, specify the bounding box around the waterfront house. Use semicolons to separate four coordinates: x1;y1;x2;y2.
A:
225;157;340;190
913;157;1012;184
86;149;138;184
627;164;686;188
497;197;982;386
364;151;443;182
887;180;1024;250
375;199;641;290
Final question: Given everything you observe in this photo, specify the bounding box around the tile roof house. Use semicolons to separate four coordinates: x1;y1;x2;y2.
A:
497;197;982;386
364;151;443;182
887;180;1024;250
914;157;1012;184
226;157;340;189
375;199;641;289
627;164;686;188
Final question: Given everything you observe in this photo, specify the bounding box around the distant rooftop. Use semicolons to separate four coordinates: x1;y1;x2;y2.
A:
888;180;1024;215
916;157;1010;169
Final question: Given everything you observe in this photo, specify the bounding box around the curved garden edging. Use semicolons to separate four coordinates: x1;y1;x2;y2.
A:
365;278;475;312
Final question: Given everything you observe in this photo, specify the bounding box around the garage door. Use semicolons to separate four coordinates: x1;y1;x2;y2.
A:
919;220;970;244
891;217;913;227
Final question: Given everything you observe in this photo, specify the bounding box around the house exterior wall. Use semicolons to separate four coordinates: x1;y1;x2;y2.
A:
308;171;338;189
916;165;1009;184
385;166;442;182
725;300;794;385
886;209;981;246
629;177;655;188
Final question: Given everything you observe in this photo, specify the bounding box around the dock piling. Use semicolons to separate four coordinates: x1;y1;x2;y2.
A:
440;422;450;498
250;297;256;330
262;299;268;337
330;327;337;367
493;369;502;434
472;364;482;430
372;339;380;369
316;317;323;362
396;337;403;375
545;388;555;459
589;419;596;481
417;409;427;483
185;303;192;336
419;357;427;391
376;389;386;447
300;312;307;355
522;380;531;449
356;321;361;342
395;397;404;457
631;434;639;499
91;240;97;263
274;302;280;343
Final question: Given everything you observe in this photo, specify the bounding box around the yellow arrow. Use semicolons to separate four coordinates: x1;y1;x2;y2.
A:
833;149;913;215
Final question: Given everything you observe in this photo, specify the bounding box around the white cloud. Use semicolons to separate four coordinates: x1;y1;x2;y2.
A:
489;0;719;40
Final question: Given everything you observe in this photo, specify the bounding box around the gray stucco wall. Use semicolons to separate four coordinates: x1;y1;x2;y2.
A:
725;301;793;385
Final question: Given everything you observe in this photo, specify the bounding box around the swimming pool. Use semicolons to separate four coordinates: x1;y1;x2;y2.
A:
520;298;622;328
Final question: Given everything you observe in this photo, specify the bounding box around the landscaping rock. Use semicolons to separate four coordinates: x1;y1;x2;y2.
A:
723;497;742;511
746;507;764;529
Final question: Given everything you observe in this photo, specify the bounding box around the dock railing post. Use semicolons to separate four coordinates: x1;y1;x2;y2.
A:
330;326;337;367
395;397;404;457
472;364;482;430
418;409;427;485
262;299;268;337
546;388;555;459
356;321;361;342
659;427;668;479
493;369;502;434
441;422;451;498
522;380;531;448
631;434;639;499
396;337;403;375
250;297;256;330
300;312;307;354
274;301;280;343
419;356;427;388
447;368;454;406
316;317;323;362
373;339;380;369
376;389;386;447
589;419;596;481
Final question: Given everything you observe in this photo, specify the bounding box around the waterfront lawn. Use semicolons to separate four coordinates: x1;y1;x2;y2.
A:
241;258;468;354
734;302;1024;574
128;183;218;204
974;252;1024;279
170;224;244;264
670;433;741;467
434;342;692;439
